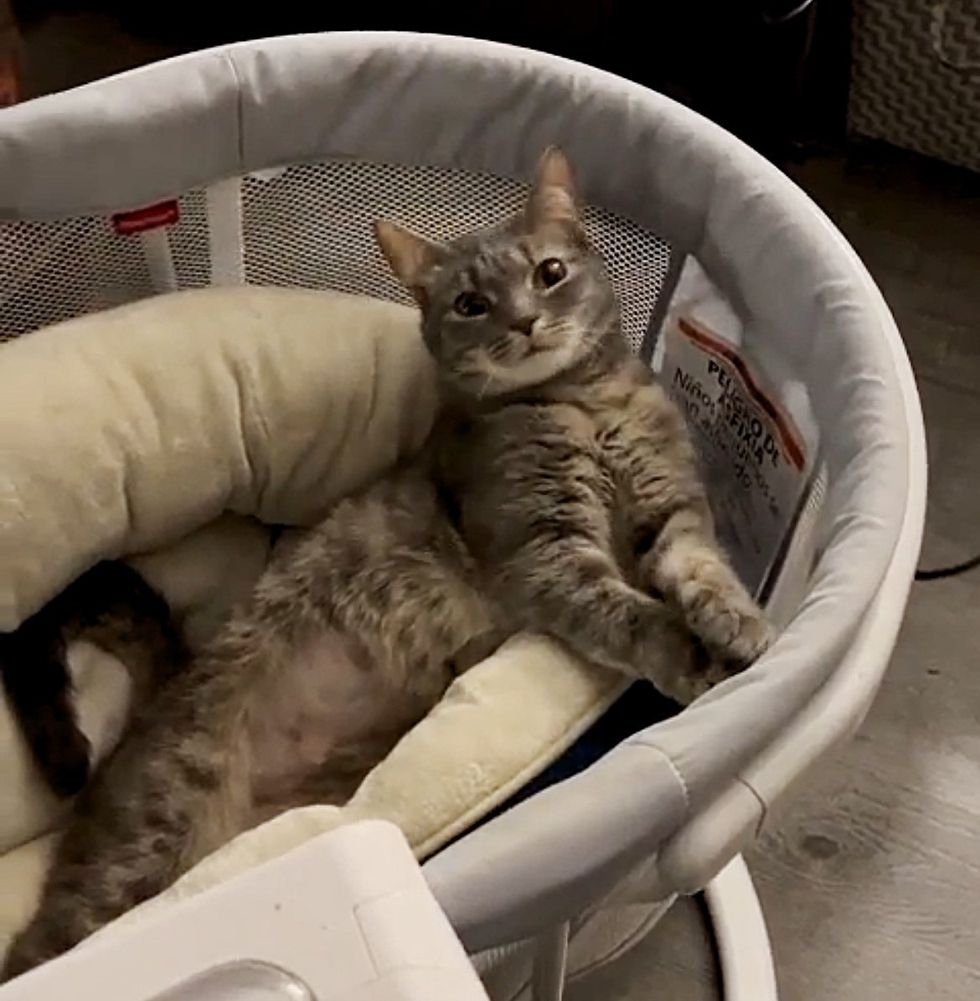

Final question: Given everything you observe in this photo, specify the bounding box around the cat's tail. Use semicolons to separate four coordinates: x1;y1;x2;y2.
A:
0;561;188;798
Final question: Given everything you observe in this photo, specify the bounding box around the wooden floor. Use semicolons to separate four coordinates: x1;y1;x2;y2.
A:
11;18;980;999
571;156;980;1000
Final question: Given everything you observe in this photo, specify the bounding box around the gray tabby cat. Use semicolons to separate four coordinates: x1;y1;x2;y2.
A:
381;149;771;698
2;149;768;980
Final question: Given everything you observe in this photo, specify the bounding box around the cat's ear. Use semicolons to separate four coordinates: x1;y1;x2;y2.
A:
525;147;581;231
374;221;444;304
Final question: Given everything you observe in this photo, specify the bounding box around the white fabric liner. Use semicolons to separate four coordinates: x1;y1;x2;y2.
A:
0;33;924;953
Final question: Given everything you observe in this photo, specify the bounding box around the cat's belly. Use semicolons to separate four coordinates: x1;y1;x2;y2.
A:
244;630;438;811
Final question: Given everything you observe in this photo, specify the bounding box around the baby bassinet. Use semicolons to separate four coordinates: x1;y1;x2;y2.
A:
0;31;925;1000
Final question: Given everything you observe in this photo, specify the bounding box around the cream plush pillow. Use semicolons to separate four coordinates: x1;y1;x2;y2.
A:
0;287;437;631
0;288;622;958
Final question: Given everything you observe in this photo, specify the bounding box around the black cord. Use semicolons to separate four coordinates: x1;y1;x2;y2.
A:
915;552;980;581
761;0;818;26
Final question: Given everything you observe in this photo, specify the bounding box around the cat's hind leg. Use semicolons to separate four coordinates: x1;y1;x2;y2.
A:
0;650;252;981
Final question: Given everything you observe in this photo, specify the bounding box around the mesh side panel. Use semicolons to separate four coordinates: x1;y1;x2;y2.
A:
242;161;672;352
0;159;672;352
0;187;213;341
0;217;156;341
167;189;212;289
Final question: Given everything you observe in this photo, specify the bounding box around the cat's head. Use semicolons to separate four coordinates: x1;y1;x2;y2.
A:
375;148;619;398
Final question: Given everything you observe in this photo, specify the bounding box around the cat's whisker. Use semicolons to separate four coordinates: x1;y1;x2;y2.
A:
487;338;511;362
478;368;496;399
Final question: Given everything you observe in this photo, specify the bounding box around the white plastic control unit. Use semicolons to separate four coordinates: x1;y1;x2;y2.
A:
0;821;489;1001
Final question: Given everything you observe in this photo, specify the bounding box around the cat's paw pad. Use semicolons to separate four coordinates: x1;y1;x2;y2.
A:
678;581;771;668
716;607;772;668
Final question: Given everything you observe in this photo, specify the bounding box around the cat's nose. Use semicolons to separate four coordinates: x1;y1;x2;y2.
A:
512;315;539;336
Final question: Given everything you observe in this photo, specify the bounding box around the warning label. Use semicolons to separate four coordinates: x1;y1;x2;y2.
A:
663;315;811;594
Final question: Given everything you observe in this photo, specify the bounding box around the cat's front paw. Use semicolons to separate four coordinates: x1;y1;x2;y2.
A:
643;627;733;707
677;576;772;669
669;654;741;706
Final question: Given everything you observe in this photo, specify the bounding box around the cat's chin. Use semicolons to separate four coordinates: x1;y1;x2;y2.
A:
469;343;579;397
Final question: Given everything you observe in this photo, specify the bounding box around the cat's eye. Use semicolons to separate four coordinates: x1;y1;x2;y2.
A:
454;291;490;318
535;258;567;288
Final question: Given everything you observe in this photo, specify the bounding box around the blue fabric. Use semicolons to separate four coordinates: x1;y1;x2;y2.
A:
437;682;680;855
495;683;680;812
